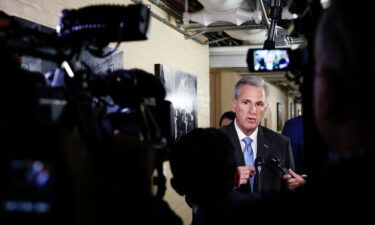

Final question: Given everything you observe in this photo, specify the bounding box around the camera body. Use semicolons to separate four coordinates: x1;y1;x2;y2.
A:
1;4;174;224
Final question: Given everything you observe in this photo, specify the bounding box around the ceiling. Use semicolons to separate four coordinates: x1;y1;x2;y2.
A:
134;0;324;98
143;0;311;47
159;0;244;47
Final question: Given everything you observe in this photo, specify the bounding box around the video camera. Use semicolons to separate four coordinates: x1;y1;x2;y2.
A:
0;4;174;224
246;0;324;90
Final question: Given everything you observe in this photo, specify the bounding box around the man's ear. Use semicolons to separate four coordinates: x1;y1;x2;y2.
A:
170;177;185;196
231;98;237;113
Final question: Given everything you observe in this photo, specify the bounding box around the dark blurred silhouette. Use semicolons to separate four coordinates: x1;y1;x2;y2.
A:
0;10;182;225
308;1;375;219
282;115;306;175
169;128;249;225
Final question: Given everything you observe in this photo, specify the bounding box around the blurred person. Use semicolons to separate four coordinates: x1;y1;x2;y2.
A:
219;111;236;128
309;0;375;217
282;115;306;175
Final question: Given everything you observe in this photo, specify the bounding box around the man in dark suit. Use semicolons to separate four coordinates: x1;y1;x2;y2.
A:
220;76;304;196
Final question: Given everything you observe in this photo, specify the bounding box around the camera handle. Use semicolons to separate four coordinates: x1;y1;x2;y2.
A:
139;103;168;199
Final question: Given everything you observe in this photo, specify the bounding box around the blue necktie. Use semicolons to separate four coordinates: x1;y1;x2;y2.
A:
242;137;254;192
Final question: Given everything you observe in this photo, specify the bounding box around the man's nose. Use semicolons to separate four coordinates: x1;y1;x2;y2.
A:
248;104;256;114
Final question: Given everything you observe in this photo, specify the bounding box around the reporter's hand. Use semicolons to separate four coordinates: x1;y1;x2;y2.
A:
234;166;255;188
282;169;306;191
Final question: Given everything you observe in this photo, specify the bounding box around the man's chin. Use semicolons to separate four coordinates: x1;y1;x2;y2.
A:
242;126;257;135
245;122;257;129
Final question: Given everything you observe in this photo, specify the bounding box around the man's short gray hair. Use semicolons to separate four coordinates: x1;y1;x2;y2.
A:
234;76;269;100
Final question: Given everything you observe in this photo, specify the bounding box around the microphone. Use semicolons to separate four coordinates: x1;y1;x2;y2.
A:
269;155;292;176
255;157;265;175
254;157;264;195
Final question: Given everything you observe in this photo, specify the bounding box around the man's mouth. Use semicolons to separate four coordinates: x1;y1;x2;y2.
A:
246;118;256;122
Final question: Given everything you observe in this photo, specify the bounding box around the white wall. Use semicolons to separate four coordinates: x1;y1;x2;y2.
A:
266;83;288;132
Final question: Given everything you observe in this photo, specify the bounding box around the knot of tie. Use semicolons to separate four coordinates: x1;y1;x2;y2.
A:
243;137;253;146
242;137;254;165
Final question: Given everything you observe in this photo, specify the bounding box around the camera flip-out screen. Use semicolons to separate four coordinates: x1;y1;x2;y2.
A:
247;48;291;72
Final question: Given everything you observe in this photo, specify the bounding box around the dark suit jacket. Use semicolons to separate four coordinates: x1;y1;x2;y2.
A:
220;122;295;196
282;115;305;174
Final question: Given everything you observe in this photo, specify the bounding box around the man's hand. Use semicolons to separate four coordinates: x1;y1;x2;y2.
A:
282;169;306;191
234;166;255;188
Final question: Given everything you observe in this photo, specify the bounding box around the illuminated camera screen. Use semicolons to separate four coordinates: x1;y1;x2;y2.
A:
1;159;53;215
249;48;291;72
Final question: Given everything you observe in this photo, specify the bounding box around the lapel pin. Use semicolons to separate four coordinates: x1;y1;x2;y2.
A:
264;144;269;149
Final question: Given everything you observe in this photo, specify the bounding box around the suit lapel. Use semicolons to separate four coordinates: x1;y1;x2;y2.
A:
227;122;245;166
256;126;271;160
225;122;252;195
253;126;270;195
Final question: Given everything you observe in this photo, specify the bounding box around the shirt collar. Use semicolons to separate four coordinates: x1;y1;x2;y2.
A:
234;119;258;142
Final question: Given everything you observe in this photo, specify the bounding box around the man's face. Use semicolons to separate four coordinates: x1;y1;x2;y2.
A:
232;85;267;136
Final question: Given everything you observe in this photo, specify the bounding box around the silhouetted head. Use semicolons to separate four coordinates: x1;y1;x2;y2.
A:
314;0;375;152
169;128;236;205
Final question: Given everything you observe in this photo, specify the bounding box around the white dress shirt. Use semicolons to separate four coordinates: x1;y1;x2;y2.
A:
234;119;258;158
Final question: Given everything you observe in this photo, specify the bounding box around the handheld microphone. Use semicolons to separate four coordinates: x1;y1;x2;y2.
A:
269;155;292;176
254;157;264;194
255;157;265;174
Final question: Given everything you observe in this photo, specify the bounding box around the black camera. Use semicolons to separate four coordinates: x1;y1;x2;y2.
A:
1;4;174;224
58;4;150;43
